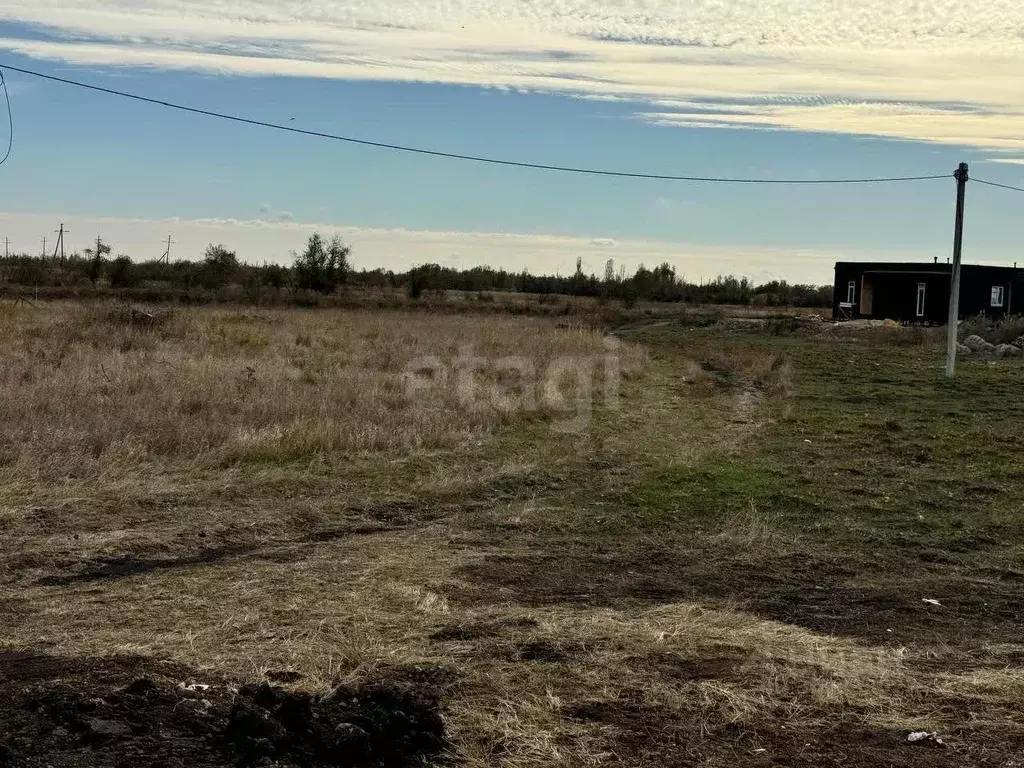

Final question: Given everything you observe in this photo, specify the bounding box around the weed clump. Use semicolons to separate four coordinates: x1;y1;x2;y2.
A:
959;314;1024;345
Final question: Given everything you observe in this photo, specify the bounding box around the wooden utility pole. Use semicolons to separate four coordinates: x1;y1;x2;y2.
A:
41;237;46;259
160;235;174;264
945;162;969;378
54;223;69;264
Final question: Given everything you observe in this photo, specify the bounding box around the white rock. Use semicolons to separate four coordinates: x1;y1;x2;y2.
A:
995;344;1023;358
963;334;988;352
178;682;212;692
907;731;945;746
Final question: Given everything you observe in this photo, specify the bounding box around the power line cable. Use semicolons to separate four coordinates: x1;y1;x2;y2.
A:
972;177;1024;194
0;69;12;167
0;62;952;185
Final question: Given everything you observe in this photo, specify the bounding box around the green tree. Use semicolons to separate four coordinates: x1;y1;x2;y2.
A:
408;263;443;299
295;233;329;292
84;238;112;284
202;244;239;289
108;256;136;289
326;235;351;288
262;262;289;290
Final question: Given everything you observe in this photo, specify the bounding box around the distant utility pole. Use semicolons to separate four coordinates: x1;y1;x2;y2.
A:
41;237;46;259
160;235;174;264
945;162;969;379
53;223;69;264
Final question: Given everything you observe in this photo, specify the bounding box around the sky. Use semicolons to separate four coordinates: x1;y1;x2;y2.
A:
1;1;1024;284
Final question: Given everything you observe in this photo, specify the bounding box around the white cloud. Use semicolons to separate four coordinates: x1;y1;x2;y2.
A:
0;1;1023;155
256;203;294;222
643;99;1024;151
0;209;912;284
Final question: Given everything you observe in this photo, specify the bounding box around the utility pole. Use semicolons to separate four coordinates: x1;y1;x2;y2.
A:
41;237;46;259
54;223;69;264
160;235;174;264
945;162;969;378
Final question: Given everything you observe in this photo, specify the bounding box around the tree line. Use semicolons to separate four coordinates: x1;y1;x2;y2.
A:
0;233;832;307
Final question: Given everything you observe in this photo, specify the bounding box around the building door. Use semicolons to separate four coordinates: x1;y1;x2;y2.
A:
861;277;874;315
916;282;927;318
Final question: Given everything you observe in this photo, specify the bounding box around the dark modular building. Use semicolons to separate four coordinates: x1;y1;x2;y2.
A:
833;262;1024;324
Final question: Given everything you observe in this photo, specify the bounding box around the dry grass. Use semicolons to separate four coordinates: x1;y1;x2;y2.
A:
0;302;642;481
959;313;1024;345
713;501;787;549
7;520;1021;766
701;346;793;395
2;303;1022;767
825;321;945;347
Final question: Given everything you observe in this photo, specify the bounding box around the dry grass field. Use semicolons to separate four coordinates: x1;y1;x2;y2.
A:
0;302;631;473
1;301;1023;767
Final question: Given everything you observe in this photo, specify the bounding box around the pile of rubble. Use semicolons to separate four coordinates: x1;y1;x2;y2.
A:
958;335;1024;358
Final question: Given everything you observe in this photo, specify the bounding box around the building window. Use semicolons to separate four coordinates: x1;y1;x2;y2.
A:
991;286;1005;308
916;282;927;317
847;281;856;304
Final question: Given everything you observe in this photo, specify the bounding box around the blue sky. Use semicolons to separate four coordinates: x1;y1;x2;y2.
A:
1;1;1024;283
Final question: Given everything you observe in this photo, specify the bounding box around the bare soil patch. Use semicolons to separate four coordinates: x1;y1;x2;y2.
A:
563;689;1022;767
429;617;539;642
628;651;746;682
459;549;1024;647
0;651;449;767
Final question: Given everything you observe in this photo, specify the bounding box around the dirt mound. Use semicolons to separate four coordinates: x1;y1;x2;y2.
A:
0;652;448;767
227;681;446;766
